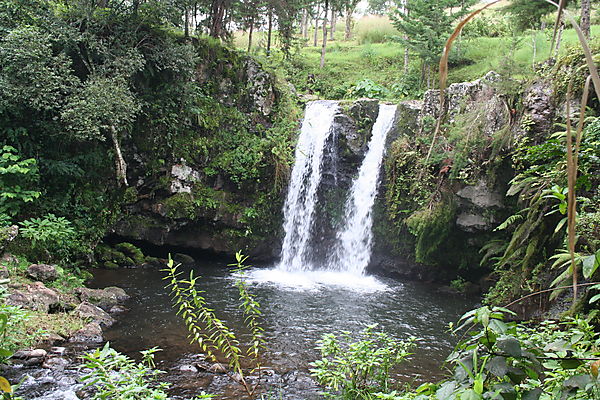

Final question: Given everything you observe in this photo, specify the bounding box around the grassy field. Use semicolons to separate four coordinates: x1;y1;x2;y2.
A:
233;11;599;100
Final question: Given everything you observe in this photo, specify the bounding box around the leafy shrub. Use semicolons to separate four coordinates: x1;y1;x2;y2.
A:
0;289;30;364
462;14;512;38
348;79;391;99
19;213;77;262
0;145;40;217
391;71;424;99
355;16;400;45
82;343;212;400
400;307;600;399
310;325;416;399
163;252;265;396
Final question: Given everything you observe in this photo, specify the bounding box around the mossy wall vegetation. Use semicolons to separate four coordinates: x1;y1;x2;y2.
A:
115;34;302;256
373;46;600;303
0;2;300;264
375;85;512;278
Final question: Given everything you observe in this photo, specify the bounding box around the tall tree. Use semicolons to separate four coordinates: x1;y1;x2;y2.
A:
313;2;320;46
581;0;591;39
320;0;329;67
503;0;555;31
390;0;474;85
209;0;230;38
368;0;393;15
344;0;360;40
273;0;304;57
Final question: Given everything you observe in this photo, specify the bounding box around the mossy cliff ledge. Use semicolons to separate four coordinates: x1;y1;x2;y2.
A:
110;39;299;260
370;72;558;283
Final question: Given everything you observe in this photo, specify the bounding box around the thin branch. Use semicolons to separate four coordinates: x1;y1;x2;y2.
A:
504;282;600;308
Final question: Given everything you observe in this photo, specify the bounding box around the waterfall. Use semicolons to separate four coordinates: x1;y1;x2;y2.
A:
278;100;339;272
329;104;397;275
277;101;396;278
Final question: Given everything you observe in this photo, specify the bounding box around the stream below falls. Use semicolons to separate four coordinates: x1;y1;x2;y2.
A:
89;259;475;399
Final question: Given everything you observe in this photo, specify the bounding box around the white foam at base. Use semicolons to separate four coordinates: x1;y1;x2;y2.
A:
243;268;388;293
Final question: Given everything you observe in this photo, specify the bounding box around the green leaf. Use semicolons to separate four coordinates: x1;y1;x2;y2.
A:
582;250;600;279
486;356;508;377
559;359;583;369
435;382;456;399
497;337;522;357
522;388;542;400
563;374;592;390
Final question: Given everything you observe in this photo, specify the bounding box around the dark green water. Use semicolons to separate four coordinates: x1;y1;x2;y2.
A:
90;260;475;398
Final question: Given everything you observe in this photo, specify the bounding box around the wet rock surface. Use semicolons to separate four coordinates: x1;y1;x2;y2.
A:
27;264;59;282
75;287;129;311
2;344;90;400
6;282;60;312
74;302;115;328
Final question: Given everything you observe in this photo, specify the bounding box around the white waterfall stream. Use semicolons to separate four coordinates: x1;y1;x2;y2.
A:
273;101;396;286
329;104;397;274
278;100;339;272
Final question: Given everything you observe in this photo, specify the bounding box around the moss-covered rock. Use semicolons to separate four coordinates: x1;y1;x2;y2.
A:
95;243;147;268
114;243;146;265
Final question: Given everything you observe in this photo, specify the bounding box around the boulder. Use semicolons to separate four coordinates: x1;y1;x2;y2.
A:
113;243;146;265
74;302;115;328
422;71;506;137
27;264;59;282
521;79;555;140
102;286;129;302
455;180;505;233
456;181;504;209
456;213;492;233
69;322;103;343
95;244;136;268
245;58;275;116
7;282;60;312
75;287;129;311
0;225;18;252
13;349;47;359
173;253;195;265
42;357;70;371
170;164;201;194
0;265;8;280
0;253;18;278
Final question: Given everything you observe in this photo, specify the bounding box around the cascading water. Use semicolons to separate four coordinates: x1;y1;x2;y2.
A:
278;100;339;272
329;104;397;275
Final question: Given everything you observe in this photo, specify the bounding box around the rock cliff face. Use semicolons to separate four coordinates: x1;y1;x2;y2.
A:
108;63;557;280
109;42;293;261
369;73;556;281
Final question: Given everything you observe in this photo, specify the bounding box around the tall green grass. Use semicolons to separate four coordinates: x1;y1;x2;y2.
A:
355;16;400;45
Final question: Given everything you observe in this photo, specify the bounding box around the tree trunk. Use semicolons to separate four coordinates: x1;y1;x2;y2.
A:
247;15;254;52
109;126;128;187
184;7;190;38
554;22;564;58
301;9;308;39
209;0;227;38
313;4;320;47
401;0;409;73
320;0;329;68
267;9;273;55
344;6;352;40
581;0;591;39
329;9;336;40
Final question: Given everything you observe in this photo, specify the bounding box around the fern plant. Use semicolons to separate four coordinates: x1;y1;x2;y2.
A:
229;252;266;371
163;252;265;397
